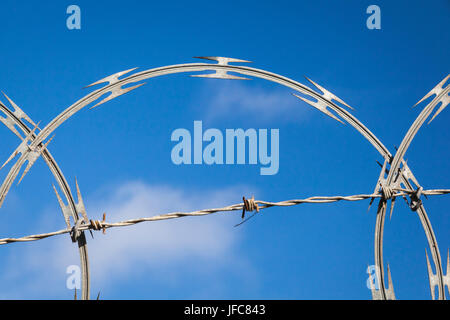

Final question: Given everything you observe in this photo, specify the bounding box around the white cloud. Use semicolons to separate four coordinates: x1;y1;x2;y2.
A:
0;181;257;299
196;81;310;123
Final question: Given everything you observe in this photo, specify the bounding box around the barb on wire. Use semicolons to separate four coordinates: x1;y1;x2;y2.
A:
1;189;448;246
242;195;259;219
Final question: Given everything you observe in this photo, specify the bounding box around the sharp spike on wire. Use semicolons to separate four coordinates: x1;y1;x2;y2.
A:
192;56;251;79
379;160;388;181
406;166;421;190
1;91;36;126
389;198;396;220
414;92;435;108
75;178;89;223
52;184;71;229
75;179;94;238
303;76;354;110
0;113;22;138
85;68;139;88
17;135;54;185
367;197;375;213
376;160;383;168
386;264;396;299
1;145;22;170
387;264;393;288
293;93;344;124
413;74;449;107
425;249;431;272
40;134;55;152
75;178;82;205
411;74;449;125
376;160;389;174
369;159;389;212
425;249;437;300
425;249;435;300
1;121;40;170
17;156;37;185
193;56;252;65
90;83;146;109
401;194;410;207
428;96;449;124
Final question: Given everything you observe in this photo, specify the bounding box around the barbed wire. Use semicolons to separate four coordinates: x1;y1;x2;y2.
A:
1;188;448;246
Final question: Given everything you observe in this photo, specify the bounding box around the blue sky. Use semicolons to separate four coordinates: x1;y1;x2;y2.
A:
0;0;448;299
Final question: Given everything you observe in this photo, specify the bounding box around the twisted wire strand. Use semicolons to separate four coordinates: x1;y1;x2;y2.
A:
1;189;448;246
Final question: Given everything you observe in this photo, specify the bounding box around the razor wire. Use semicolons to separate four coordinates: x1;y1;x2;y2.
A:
0;57;448;300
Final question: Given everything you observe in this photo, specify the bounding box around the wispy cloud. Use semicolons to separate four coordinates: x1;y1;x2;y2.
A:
0;181;258;299
195;81;310;124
